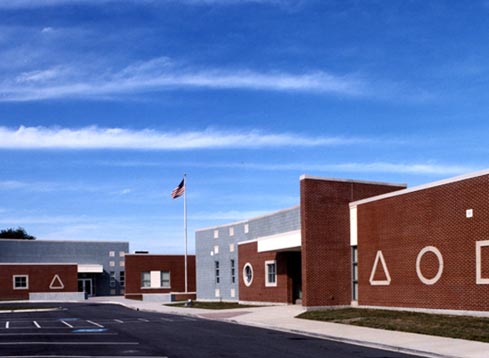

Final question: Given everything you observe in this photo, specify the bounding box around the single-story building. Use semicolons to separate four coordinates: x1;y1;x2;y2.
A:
124;254;196;302
0;239;129;300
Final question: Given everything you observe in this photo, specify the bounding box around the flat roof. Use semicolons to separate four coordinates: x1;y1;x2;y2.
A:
350;168;489;207
126;254;193;257
0;263;78;265
0;239;129;244
195;205;300;233
300;174;407;188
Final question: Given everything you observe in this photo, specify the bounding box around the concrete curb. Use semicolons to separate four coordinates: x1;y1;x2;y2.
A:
8;299;472;358
218;318;459;358
115;301;453;358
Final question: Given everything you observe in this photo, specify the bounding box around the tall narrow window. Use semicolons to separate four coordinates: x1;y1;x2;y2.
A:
109;271;116;288
119;271;125;287
160;271;170;288
265;261;277;287
215;261;220;284
352;246;358;301
141;272;150;288
230;259;236;284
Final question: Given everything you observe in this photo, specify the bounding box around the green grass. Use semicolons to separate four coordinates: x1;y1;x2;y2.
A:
165;301;258;310
297;308;489;343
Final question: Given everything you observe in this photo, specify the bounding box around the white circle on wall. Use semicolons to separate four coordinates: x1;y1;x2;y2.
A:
416;246;444;285
243;263;254;287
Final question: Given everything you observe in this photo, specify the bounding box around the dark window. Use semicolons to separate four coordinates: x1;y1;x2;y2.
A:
230;259;235;284
141;272;150;288
352;246;358;301
13;275;28;289
215;261;220;284
161;271;170;288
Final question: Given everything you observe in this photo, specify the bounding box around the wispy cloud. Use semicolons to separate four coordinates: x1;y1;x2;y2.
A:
0;0;297;9
0;126;369;150
88;159;476;176
0;57;366;101
0;179;134;195
239;161;476;176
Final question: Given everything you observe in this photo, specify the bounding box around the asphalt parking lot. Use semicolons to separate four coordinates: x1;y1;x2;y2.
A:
0;303;417;358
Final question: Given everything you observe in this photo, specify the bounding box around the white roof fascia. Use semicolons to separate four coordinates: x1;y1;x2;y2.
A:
77;264;104;273
257;230;301;253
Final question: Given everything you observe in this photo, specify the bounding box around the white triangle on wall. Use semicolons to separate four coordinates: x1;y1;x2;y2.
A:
369;250;391;286
49;274;65;289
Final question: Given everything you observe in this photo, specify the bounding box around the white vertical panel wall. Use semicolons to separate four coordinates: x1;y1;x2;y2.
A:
350;206;358;246
150;271;160;288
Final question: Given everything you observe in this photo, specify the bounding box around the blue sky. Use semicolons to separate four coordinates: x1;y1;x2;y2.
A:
1;0;488;253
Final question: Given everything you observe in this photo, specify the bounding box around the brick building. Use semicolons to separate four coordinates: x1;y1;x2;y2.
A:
196;176;405;307
124;254;196;302
351;170;489;312
196;169;489;314
0;263;78;300
0;239;128;300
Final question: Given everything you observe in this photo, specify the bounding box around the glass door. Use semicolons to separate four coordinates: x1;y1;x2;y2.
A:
78;278;94;296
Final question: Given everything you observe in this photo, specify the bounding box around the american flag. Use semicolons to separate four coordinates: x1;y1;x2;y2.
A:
171;179;185;199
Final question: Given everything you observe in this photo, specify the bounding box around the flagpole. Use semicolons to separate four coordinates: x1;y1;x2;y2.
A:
183;173;188;293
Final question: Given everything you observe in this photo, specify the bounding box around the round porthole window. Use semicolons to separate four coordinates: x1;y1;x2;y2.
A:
243;263;254;287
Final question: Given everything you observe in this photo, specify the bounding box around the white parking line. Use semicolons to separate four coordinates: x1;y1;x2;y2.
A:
113;319;123;323
160;317;174;322
33;321;41;329
0;333;117;336
182;317;196;321
5;321;9;329
86;320;104;328
137;318;149;322
60;320;73;328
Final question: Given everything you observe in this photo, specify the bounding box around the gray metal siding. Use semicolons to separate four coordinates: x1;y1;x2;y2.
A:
195;206;300;301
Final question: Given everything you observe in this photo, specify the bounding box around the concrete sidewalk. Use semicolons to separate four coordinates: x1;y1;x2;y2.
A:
88;296;489;358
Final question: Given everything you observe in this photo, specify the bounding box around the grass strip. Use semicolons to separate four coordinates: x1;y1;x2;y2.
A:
165;301;258;310
297;308;489;343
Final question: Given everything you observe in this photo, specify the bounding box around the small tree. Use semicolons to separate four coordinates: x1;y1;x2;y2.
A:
0;227;36;240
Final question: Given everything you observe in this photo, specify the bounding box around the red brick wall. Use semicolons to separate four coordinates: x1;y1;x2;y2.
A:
125;255;196;296
238;241;292;303
357;174;489;311
0;264;78;300
300;178;405;307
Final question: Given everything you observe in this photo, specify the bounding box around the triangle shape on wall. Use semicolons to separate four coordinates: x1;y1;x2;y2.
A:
49;274;65;289
369;250;391;286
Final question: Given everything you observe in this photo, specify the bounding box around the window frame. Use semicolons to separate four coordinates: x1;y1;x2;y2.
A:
109;271;116;288
141;271;151;288
243;263;253;287
160;271;171;288
265;260;277;287
119;271;125;287
215;261;220;284
13;275;29;290
230;259;236;284
352;246;359;301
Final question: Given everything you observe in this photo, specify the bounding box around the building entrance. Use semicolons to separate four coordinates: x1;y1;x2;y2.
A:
78;278;93;297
